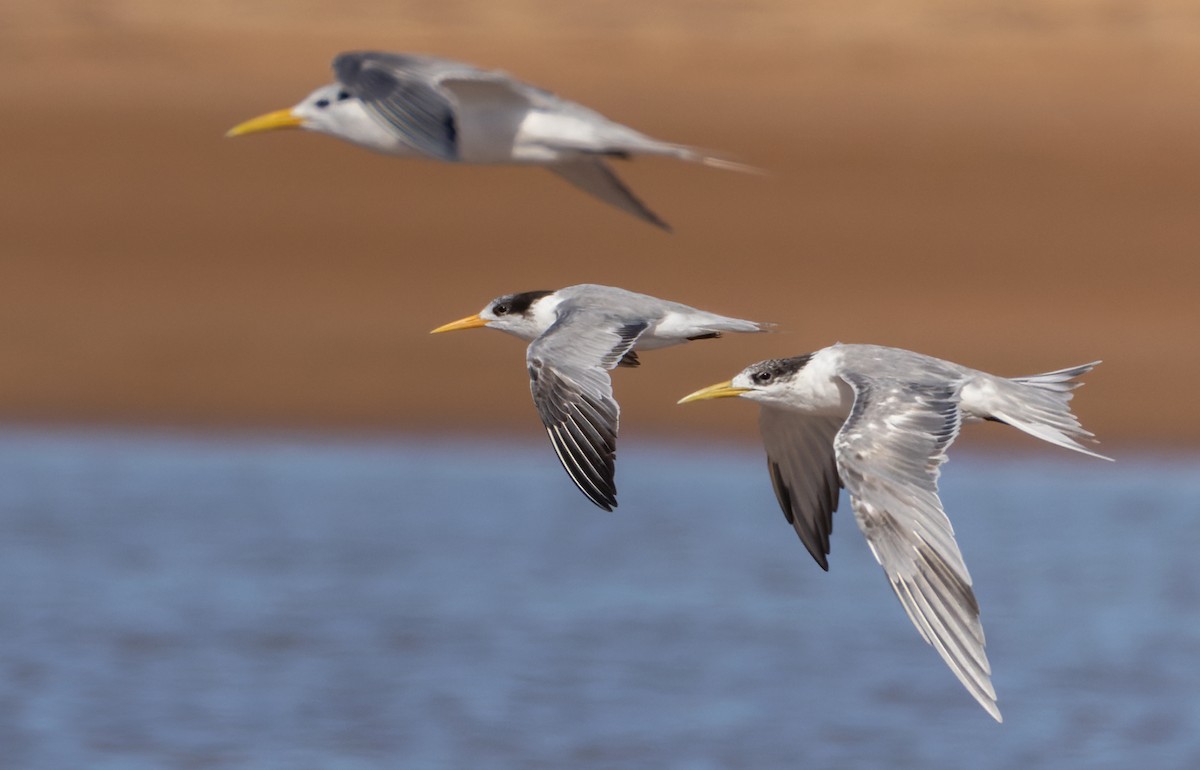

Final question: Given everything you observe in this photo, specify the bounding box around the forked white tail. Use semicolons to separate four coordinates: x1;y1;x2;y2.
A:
982;361;1112;461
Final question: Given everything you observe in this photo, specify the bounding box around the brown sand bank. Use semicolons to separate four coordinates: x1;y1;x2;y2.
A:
2;3;1199;449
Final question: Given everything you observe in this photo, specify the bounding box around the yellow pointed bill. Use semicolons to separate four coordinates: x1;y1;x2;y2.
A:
430;314;489;334
677;380;750;404
225;109;304;138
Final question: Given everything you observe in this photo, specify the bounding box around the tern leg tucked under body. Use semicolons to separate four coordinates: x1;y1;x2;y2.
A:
226;51;758;230
679;343;1111;722
432;284;771;509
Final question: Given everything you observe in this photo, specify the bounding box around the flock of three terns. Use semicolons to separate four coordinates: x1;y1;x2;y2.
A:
228;51;1110;723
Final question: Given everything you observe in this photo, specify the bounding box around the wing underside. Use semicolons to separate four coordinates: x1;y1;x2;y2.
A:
758;409;845;570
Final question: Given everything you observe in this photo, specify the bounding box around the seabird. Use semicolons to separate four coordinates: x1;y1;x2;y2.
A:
679;343;1111;721
227;51;758;230
432;284;771;509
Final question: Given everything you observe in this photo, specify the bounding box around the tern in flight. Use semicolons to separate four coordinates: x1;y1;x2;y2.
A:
680;343;1110;721
227;51;758;230
432;284;770;509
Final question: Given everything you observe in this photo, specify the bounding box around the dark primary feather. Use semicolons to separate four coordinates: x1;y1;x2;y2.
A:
600;322;649;368
547;160;672;231
617;350;641;368
526;319;648;510
529;360;619;510
758;411;845;571
334;52;460;161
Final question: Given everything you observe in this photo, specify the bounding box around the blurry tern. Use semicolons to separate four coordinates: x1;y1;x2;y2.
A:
679;343;1111;721
226;51;758;230
432;284;771;509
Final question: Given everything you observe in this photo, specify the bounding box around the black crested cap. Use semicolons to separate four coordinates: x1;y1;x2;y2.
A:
496;290;553;316
749;353;814;381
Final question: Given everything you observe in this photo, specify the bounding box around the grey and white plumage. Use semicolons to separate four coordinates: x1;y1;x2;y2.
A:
431;284;771;509
679;343;1111;722
227;51;757;230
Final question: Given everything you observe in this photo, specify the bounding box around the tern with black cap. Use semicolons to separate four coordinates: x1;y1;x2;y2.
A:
432;284;770;509
680;343;1111;721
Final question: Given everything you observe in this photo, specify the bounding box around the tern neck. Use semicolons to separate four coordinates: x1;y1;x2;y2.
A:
528;294;565;333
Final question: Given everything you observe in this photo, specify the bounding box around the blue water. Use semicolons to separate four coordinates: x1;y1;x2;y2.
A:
0;428;1196;769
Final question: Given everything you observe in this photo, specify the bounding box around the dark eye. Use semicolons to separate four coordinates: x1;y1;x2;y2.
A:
315;98;330;108
493;304;509;316
337;90;351;101
754;370;773;383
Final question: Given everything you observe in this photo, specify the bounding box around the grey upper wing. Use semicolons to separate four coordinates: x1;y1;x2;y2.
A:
757;408;845;570
526;311;649;510
547;159;671;231
334;52;464;161
834;373;1001;722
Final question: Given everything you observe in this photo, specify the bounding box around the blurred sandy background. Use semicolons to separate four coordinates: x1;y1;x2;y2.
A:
2;1;1198;449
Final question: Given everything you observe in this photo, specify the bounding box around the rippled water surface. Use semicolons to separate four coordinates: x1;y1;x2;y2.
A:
0;429;1197;769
